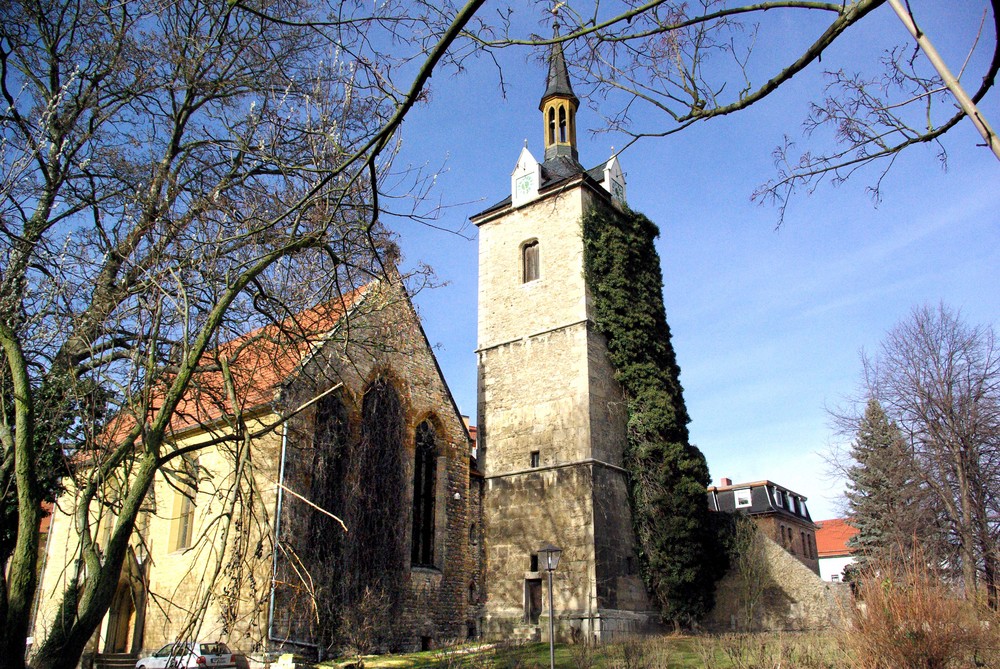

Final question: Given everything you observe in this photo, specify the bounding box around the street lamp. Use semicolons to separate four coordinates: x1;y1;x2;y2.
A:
538;543;562;669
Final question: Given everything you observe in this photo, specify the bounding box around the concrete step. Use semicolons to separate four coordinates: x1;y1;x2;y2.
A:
95;653;137;669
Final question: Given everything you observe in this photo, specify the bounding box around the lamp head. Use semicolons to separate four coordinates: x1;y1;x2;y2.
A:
538;543;562;571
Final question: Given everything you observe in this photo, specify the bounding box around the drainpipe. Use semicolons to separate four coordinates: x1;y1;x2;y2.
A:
267;423;289;644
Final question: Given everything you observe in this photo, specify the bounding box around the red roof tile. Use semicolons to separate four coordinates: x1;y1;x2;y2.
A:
104;284;371;443
815;518;858;557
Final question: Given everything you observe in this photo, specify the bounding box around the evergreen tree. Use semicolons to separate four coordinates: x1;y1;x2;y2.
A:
845;397;925;568
582;205;722;626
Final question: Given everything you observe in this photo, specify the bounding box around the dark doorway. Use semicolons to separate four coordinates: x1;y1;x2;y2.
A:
525;579;542;625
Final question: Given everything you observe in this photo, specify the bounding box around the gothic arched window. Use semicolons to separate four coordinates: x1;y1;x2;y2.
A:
558;105;567;143
522;240;539;283
547;107;556;146
411;420;437;567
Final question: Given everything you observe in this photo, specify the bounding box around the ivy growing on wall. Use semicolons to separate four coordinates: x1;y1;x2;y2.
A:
277;377;408;654
582;204;724;626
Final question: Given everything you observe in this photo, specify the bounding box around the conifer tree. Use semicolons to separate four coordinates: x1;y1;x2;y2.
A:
582;205;722;626
845;398;924;568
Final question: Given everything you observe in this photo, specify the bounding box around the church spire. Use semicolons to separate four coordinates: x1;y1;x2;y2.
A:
539;21;579;163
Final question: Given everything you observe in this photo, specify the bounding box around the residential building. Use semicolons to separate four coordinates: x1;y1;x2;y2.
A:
815;518;858;581
707;477;820;574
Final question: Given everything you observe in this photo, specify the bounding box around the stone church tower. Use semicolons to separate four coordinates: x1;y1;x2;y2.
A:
471;28;657;641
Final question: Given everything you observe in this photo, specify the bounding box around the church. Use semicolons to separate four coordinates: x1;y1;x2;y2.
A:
33;30;676;663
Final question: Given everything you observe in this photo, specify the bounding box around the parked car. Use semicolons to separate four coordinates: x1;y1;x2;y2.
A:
135;641;247;669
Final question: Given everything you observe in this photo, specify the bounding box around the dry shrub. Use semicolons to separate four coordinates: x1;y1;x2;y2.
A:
568;637;598;669
843;557;996;669
712;632;845;669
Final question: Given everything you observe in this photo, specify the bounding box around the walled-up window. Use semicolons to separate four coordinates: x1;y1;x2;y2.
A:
522;241;540;283
411;420;437;567
356;378;407;578
272;391;351;646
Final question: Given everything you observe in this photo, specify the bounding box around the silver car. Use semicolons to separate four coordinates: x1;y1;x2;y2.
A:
135;641;245;669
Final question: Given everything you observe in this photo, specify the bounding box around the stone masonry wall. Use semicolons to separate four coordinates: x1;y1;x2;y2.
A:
754;514;820;575
284;279;475;651
478;181;654;641
33;278;478;659
706;535;847;632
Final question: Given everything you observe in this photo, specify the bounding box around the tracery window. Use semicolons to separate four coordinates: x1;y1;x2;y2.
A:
411;420;437;567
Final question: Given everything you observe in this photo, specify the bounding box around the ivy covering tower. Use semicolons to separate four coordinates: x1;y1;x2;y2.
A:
581;206;721;625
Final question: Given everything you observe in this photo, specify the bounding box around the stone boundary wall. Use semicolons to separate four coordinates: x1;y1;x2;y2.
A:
706;535;849;632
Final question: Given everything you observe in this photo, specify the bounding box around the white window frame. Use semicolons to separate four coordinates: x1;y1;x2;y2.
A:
734;488;752;508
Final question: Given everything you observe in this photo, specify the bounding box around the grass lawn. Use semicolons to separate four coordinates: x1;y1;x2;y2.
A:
318;633;840;668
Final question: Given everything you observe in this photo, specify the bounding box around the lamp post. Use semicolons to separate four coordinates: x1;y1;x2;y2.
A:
538;543;562;669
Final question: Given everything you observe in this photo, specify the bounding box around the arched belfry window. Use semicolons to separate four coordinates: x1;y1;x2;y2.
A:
547;107;556;146
558;105;567;143
411;420;437;567
522;240;539;283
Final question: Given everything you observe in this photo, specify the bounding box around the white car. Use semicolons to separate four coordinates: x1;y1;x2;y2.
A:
135;641;244;669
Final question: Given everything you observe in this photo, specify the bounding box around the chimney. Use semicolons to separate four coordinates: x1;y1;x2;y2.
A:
720;477;733;487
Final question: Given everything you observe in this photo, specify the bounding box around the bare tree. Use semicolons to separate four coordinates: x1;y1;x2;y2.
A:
3;1;995;666
476;1;999;223
0;1;486;667
863;305;1000;609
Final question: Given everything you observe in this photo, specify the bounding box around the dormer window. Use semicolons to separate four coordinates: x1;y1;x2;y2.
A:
522;240;540;283
734;488;752;508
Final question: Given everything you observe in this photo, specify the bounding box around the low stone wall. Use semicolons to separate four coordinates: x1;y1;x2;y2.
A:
706;536;849;632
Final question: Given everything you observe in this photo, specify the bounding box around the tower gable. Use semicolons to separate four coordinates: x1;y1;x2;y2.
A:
511;146;541;208
601;155;627;209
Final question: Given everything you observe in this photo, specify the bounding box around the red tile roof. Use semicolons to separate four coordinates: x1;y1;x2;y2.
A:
104;284;371;443
815;518;858;558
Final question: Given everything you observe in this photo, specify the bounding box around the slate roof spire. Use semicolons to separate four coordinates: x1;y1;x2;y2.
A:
540;22;579;110
539;20;580;163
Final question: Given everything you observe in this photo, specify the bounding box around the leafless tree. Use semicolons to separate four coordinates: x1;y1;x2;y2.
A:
863;305;1000;609
3;1;996;666
0;1;486;667
477;1;998;223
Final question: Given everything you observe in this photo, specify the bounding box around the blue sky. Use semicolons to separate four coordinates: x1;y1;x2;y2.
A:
388;1;999;521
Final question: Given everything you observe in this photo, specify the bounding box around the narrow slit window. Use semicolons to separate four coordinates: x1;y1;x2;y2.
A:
530;450;540;468
522;241;539;283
